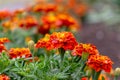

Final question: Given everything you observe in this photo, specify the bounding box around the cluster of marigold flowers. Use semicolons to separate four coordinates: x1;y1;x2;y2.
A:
0;31;113;80
0;0;84;35
35;31;113;73
35;0;88;17
72;43;113;73
0;38;32;59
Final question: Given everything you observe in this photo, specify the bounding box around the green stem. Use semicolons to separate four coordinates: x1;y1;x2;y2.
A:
30;48;35;62
74;56;81;62
58;48;65;62
114;76;118;80
92;70;101;80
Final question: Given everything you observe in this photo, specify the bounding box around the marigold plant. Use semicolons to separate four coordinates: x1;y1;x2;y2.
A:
87;55;113;73
72;43;99;57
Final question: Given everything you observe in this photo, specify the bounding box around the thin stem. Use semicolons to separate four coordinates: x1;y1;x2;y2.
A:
58;48;65;62
92;70;101;80
114;76;118;80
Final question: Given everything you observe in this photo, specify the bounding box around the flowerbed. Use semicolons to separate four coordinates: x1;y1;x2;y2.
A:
0;0;120;80
0;32;120;80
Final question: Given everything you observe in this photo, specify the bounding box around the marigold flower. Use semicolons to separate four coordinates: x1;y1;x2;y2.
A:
0;44;7;53
56;13;79;32
37;14;57;34
35;34;51;49
18;16;38;29
9;48;32;59
0;10;11;20
42;14;57;24
72;43;99;57
2;17;19;31
13;8;25;16
73;3;88;17
49;32;78;50
36;32;78;50
0;74;10;80
0;38;10;44
56;14;77;27
44;4;58;13
32;3;45;12
32;3;57;13
81;77;88;80
37;13;79;34
37;25;50;34
87;55;113;73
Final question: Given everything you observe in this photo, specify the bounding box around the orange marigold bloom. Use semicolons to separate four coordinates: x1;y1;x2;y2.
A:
72;43;99;56
35;34;51;49
0;74;10;80
81;77;88;80
38;13;79;34
2;17;19;31
73;3;88;17
32;3;57;13
87;55;113;73
44;4;58;13
0;38;10;44
36;32;78;50
49;32;78;50
32;3;45;12
13;8;25;16
56;14;79;28
37;14;57;34
42;14;57;25
9;48;32;59
37;25;50;34
18;16;38;29
0;10;11;20
0;44;7;53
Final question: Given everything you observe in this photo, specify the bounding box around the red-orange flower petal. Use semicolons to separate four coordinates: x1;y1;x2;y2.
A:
81;77;88;80
35;34;51;49
36;32;78;50
18;16;38;29
0;38;10;44
9;48;32;59
72;43;99;56
87;55;113;73
0;10;11;20
0;44;7;53
0;74;10;80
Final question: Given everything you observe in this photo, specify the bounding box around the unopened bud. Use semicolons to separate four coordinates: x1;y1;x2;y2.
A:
114;67;120;76
28;40;35;49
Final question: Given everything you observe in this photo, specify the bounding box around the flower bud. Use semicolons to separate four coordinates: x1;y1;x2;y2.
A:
28;40;35;49
114;67;120;76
